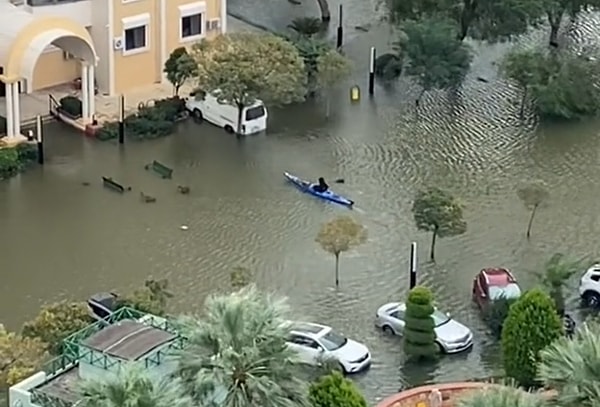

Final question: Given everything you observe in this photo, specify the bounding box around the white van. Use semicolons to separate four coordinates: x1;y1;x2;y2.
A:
185;89;268;135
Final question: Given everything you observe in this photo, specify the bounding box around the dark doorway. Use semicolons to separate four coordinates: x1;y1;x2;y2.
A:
0;66;4;97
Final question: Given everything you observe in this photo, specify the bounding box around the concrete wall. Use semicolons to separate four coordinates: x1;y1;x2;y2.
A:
89;0;111;94
375;383;489;407
32;47;79;90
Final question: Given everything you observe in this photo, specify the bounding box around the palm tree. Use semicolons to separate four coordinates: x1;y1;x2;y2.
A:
538;322;600;407
79;365;191;407
288;17;324;37
536;253;582;314
456;384;546;407
174;285;310;407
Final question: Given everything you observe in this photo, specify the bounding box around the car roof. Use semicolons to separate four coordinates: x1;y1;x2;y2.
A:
378;302;405;313
289;321;329;338
481;268;515;287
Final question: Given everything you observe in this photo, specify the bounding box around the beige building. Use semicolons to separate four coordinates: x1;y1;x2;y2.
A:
0;0;227;138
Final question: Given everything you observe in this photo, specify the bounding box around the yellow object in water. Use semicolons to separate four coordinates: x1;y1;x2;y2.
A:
350;85;360;102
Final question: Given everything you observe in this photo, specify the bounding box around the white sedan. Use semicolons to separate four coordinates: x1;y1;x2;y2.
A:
286;321;371;374
375;302;473;354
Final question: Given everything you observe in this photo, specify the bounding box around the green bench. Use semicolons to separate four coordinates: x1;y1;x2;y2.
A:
145;160;173;179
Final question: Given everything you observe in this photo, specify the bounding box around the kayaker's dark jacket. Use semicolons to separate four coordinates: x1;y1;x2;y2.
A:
313;177;329;193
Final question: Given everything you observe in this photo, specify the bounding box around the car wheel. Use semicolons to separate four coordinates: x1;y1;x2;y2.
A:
583;291;600;308
224;125;235;133
382;325;395;335
192;109;203;122
338;363;348;374
435;341;445;354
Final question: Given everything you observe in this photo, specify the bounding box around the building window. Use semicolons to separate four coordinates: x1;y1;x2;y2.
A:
125;25;147;52
181;13;203;40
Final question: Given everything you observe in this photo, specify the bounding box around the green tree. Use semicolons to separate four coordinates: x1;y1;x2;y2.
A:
0;326;47;389
316;50;352;117
516;180;548;239
21;301;93;354
541;0;600;47
399;18;473;106
118;279;173;316
403;286;438;360
501;288;563;387
315;216;367;286
288;17;324;37
309;371;367;407
456;383;546;407
192;33;306;134
482;297;518;339
290;36;330;94
175;285;309;407
538;322;600;407
390;0;544;42
164;47;198;96
412;187;467;261
536;253;581;314
80;365;191;407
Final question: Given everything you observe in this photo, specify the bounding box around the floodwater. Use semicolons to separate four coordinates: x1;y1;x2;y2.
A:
2;9;600;404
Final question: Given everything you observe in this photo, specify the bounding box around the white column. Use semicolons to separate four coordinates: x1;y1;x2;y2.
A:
12;81;20;137
5;83;14;137
87;64;95;119
81;63;89;121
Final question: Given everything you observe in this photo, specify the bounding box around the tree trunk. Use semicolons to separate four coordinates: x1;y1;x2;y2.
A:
236;104;244;135
334;253;340;286
458;0;477;41
315;0;331;22
526;203;538;239
174;85;180;96
519;86;528;119
429;227;438;262
415;89;426;107
325;94;331;118
547;11;563;48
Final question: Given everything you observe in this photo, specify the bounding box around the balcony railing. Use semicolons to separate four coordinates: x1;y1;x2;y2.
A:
26;0;87;5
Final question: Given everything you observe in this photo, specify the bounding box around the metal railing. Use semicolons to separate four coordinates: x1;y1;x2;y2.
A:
48;94;59;117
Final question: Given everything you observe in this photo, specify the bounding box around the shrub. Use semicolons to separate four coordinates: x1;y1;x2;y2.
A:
0;147;22;179
96;121;119;141
501;288;563;387
482;297;517;339
404;286;437;360
309;371;367;407
59;96;82;118
375;53;403;81
16;143;38;163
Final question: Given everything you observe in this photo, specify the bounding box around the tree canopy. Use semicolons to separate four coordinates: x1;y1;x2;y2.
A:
163;47;198;96
501;288;563;387
117;278;173;316
21;301;93;354
316;216;367;286
192;33;306;109
515;180;548;238
0;326;47;389
412;187;466;261
316;50;352;116
399;18;473;104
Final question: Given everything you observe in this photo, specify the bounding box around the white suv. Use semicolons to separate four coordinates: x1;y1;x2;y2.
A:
579;264;600;307
286;322;371;374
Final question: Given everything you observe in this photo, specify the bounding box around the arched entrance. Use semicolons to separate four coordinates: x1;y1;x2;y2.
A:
0;7;97;138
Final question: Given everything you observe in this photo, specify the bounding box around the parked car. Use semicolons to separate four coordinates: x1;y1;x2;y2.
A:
472;267;522;309
374;302;473;354
185;89;267;135
286;321;371;374
579;264;600;307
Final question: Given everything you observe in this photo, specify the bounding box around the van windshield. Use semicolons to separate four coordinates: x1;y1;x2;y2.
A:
245;105;266;121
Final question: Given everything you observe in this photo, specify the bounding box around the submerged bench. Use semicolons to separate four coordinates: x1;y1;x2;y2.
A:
101;176;130;193
145;160;173;179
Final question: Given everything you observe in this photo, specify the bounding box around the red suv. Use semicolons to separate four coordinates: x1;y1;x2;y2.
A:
472;268;522;309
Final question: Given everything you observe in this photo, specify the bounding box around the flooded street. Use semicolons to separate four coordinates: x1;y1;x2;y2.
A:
2;11;600;402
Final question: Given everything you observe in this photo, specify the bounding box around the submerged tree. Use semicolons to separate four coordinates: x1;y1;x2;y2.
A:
21;301;93;354
80;365;191;407
164;47;198;96
175;286;309;407
0;326;47;389
538;322;600;407
399;18;473;106
536;253;582;314
118;278;173;316
192;33;306;134
316;216;367;286
230;266;252;290
412;187;467;261
516;180;548;239
316;49;352;116
403;286;438;360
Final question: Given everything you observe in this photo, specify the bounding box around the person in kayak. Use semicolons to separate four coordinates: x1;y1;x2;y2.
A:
312;177;329;193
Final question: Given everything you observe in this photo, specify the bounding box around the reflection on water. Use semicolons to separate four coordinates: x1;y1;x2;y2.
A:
3;15;600;403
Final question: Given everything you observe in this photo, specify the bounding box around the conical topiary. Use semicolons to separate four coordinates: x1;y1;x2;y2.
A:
403;285;438;360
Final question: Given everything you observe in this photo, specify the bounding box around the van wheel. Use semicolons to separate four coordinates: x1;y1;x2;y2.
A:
582;291;600;308
193;109;203;122
224;125;234;133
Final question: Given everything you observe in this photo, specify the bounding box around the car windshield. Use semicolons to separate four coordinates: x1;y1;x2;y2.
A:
431;310;451;327
489;283;521;300
319;330;348;351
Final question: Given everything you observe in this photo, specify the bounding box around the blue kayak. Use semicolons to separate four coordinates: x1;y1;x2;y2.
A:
284;172;354;207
